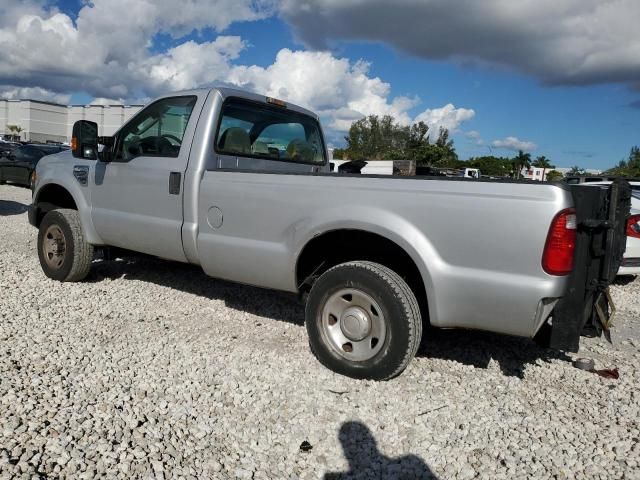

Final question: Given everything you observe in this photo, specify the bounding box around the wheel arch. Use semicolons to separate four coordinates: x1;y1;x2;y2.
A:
295;227;434;325
33;181;102;244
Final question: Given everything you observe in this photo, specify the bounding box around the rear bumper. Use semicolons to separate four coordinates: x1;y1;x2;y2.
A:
618;258;640;275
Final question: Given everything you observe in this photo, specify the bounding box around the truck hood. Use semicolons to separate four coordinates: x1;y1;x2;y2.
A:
38;149;74;168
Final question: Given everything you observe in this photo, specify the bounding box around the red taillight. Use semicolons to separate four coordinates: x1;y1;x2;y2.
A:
542;208;577;275
627;214;640;239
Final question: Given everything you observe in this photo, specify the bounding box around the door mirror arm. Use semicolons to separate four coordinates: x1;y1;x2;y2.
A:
97;136;116;162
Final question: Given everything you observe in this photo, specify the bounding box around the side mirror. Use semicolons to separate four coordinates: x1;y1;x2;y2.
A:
71;120;98;160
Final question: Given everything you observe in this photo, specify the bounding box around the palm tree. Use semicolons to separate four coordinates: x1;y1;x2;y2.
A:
568;165;585;176
533;155;555;181
6;124;23;142
512;150;532;179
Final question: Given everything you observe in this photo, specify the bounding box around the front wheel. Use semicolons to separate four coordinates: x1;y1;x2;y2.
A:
305;261;422;380
37;209;94;282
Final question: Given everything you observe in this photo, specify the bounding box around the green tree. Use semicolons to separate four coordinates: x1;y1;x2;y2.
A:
340;115;457;166
568;165;585;176
512;150;532;179
6;124;22;141
332;148;347;160
605;146;640;177
467;155;512;177
545;170;564;182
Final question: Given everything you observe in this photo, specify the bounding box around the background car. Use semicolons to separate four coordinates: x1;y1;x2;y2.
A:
0;144;68;189
582;180;640;275
0;141;21;158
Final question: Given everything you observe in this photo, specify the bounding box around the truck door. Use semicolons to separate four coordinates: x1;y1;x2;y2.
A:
90;95;199;261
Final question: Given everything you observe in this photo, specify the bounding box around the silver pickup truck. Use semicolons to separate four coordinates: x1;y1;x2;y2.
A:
28;87;631;380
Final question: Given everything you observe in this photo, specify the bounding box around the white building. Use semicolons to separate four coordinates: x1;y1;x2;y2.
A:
521;166;603;181
0;99;142;144
553;167;603;177
522;166;550;181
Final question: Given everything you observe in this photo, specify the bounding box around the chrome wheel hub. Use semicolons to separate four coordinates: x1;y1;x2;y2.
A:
43;225;66;269
340;306;371;341
321;288;386;361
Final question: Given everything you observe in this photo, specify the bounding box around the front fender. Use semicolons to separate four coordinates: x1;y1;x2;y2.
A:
34;170;103;245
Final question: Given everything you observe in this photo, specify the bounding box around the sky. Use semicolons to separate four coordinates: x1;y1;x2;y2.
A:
1;0;639;170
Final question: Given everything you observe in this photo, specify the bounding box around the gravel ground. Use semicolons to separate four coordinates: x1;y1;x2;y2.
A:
1;184;639;479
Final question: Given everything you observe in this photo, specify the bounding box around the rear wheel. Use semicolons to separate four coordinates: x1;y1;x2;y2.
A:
305;261;422;380
38;209;93;282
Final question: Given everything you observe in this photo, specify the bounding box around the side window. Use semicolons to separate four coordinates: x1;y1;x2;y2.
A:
15;147;38;162
12;148;26;161
118;96;197;161
216;98;325;165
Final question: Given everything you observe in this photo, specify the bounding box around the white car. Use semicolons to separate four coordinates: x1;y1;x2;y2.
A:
583;181;640;275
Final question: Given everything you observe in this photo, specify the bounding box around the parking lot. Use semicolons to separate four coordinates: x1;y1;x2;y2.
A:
1;183;639;479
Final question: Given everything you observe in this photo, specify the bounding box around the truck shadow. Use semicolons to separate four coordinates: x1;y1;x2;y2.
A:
90;256;305;326
418;328;572;378
90;256;571;378
0;200;29;216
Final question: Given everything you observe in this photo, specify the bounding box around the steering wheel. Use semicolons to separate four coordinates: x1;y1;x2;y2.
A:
161;134;182;145
127;135;177;157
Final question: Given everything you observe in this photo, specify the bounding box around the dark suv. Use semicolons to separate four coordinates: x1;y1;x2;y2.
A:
0;144;68;189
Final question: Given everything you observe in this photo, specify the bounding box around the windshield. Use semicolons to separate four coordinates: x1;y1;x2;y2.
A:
216;98;325;165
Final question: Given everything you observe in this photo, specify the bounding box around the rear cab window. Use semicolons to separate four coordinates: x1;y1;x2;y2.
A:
215;98;326;165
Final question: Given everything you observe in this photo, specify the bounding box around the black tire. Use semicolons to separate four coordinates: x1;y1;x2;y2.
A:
38;209;94;282
305;261;422;380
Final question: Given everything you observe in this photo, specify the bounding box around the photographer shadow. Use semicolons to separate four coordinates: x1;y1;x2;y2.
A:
324;421;437;479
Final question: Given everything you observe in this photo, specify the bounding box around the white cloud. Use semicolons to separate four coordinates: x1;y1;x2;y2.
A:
279;0;640;87
140;37;247;93
465;130;484;145
0;1;476;137
227;49;425;131
0;0;274;98
226;49;475;135
90;98;125;106
0;85;70;104
466;130;481;140
414;104;476;139
492;136;537;152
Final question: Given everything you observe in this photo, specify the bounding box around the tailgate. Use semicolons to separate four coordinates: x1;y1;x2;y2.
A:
541;178;631;352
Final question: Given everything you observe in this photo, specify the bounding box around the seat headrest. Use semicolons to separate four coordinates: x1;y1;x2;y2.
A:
219;127;251;155
286;138;315;163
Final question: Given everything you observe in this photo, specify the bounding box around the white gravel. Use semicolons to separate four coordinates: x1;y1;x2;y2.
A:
1;183;639;479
